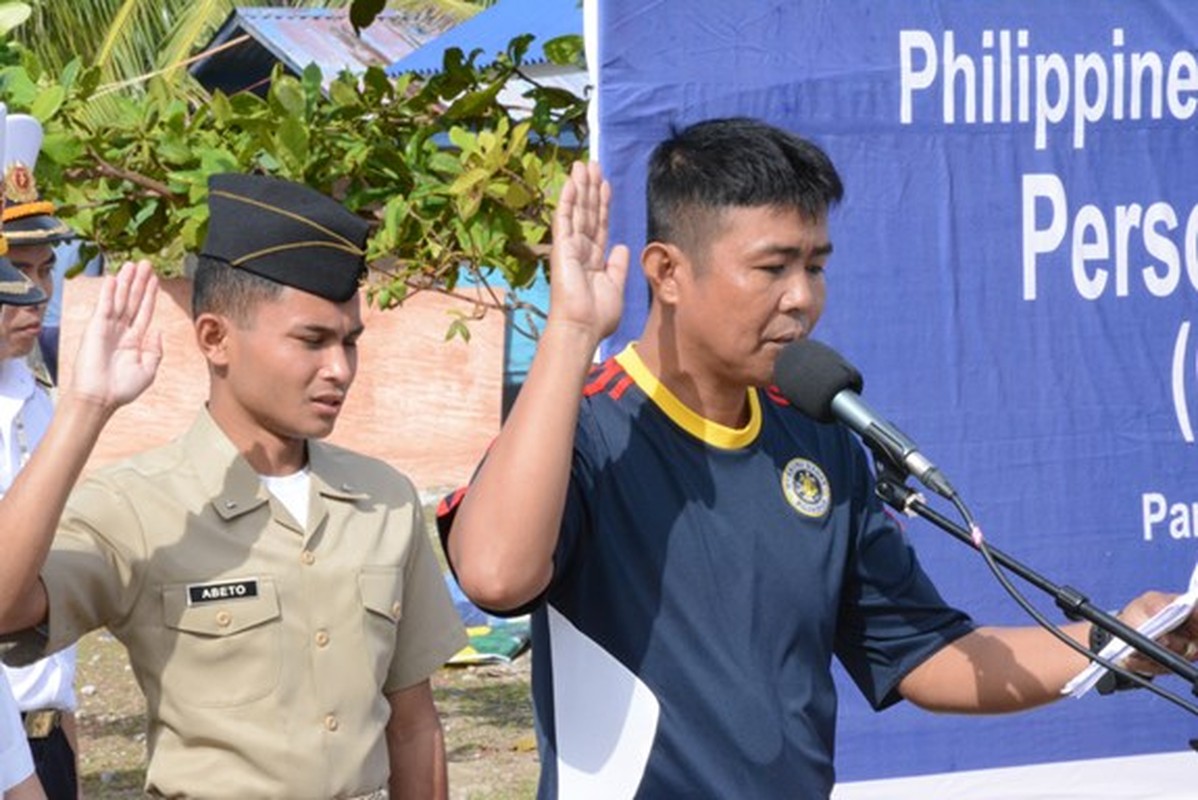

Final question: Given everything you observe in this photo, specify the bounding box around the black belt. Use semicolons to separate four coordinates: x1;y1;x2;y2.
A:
21;708;63;739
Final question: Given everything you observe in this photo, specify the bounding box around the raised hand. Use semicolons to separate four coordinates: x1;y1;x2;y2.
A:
547;161;631;342
67;259;163;411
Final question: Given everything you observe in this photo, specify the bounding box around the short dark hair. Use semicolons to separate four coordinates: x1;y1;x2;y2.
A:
191;255;285;324
646;118;844;255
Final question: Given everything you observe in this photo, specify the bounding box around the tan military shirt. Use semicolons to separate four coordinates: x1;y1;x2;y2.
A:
8;409;466;798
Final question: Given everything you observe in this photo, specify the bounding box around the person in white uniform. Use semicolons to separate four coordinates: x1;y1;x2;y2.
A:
0;114;80;800
0;242;50;800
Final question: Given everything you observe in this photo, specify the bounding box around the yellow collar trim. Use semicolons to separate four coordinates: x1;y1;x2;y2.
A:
614;343;761;450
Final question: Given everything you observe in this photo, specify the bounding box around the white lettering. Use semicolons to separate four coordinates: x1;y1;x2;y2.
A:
899;27;1198;150
1143;492;1166;540
1169;503;1194;540
1073;53;1108;149
1022;177;1198;303
1142;492;1198;541
1143;202;1181;296
899;30;937;124
1071;204;1110;299
1167;50;1198;119
1035;53;1070;150
1022;173;1067;300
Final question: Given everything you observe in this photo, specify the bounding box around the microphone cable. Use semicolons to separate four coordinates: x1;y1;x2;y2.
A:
944;491;1198;717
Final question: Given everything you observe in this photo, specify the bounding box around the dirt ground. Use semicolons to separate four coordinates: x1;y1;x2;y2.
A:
75;625;539;799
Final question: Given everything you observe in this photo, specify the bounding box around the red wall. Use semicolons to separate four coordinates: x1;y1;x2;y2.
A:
58;277;503;496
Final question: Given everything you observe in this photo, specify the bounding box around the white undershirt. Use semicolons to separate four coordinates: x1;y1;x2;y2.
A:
259;468;312;530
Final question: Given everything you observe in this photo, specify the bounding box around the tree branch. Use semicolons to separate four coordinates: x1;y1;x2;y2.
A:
86;153;175;198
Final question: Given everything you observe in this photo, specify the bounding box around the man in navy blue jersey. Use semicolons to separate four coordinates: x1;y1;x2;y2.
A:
439;118;1198;798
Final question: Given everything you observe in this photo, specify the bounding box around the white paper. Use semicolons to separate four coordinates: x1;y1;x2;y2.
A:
1063;560;1198;698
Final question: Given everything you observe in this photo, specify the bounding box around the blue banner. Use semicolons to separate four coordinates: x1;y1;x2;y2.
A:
597;0;1198;791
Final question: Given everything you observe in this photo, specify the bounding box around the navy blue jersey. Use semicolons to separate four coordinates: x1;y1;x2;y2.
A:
441;344;974;799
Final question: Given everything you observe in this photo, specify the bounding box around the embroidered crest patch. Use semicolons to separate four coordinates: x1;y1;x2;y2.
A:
781;458;831;518
4;162;37;205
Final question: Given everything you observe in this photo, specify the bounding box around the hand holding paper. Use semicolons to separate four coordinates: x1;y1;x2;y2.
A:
1064;560;1198;698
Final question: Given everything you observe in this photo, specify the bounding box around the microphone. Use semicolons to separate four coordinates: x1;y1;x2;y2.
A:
772;339;959;501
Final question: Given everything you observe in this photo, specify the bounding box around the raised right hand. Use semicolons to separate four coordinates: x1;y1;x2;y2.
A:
66;259;163;412
546;161;631;343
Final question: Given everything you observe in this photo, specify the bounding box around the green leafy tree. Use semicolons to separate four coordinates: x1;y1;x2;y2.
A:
1;24;588;331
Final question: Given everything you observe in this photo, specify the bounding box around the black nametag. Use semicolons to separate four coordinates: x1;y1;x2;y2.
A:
187;579;260;606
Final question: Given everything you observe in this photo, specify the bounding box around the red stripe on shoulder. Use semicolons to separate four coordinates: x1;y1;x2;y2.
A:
765;385;791;407
437;486;467;520
583;358;624;397
608;374;635;401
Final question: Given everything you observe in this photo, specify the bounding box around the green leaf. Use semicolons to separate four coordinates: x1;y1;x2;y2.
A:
349;0;386;35
506;33;535;65
270;75;306;118
200;149;239;174
449;167;491;197
443;82;504;121
276;115;310;175
445;316;472;343
58;59;81;94
361;66;393;103
156;133;192;166
447;126;477;156
302;63;323;98
0;65;38;108
29;84;65;121
0;2;32;37
76;66;101;99
39;132;84;166
328;78;360;110
543;34;585;67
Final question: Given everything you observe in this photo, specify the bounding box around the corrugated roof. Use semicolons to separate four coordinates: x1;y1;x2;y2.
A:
191;7;459;95
386;0;582;77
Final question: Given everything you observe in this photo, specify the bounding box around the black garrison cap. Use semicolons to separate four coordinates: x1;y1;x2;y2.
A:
0;255;46;306
200;173;371;303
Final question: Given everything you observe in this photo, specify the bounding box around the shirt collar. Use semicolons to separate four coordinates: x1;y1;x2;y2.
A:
183;408;369;522
0;358;36;403
614;343;762;450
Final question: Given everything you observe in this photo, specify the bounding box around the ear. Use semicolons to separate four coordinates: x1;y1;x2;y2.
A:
194;312;233;367
641;242;683;305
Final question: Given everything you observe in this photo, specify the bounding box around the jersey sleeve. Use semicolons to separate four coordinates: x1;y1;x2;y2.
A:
435;402;602;617
833;437;975;710
547;400;601;595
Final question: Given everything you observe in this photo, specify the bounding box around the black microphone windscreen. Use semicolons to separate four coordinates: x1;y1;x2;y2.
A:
772;339;864;423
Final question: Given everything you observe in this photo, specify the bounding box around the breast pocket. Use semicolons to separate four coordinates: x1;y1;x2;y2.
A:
160;578;282;708
358;568;403;684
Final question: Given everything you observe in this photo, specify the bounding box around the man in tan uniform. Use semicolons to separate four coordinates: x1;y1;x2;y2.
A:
0;175;466;799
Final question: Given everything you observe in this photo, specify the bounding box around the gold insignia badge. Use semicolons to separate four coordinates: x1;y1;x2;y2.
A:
4;162;38;205
781;458;832;518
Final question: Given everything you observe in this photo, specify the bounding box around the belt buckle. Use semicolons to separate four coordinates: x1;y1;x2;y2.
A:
22;709;61;739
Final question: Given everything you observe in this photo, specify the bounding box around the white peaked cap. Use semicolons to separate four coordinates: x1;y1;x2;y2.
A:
4;113;42;171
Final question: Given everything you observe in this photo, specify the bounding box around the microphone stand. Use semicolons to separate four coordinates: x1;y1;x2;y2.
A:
871;457;1198;712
